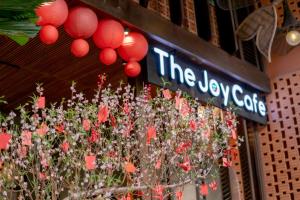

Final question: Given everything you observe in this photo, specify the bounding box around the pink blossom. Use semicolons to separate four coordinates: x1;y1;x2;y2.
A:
222;157;232;167
178;156;192;172
82;119;91;131
36;123;48;136
155;159;161;169
209;180;217;191
175;140;192;154
39;172;47;181
18;146;27;158
153;185;163;200
162;89;172;99
21;131;32;146
88;129;100;143
175;97;190;117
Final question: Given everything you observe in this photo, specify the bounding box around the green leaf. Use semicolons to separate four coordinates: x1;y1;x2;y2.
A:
8;34;29;45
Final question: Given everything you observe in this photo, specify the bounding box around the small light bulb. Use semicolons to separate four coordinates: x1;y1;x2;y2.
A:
286;30;300;46
124;28;130;36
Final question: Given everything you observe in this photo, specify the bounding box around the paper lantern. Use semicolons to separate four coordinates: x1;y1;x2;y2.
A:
99;48;117;65
117;32;148;62
39;25;59;45
71;39;89;57
35;0;68;27
93;19;124;49
64;7;98;39
124;61;141;77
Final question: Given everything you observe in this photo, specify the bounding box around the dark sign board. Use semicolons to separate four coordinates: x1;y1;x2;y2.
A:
146;44;267;124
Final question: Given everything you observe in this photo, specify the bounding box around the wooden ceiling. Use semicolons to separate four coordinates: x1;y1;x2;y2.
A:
0;27;128;112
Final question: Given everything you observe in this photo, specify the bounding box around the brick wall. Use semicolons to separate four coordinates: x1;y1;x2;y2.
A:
182;0;197;34
253;70;300;200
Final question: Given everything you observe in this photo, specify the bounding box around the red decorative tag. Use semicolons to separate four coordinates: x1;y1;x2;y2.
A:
36;96;45;109
85;155;96;170
147;126;156;144
98;105;109;123
200;184;208;196
0;133;11;150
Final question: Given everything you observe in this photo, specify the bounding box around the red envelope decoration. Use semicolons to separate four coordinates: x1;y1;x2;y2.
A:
124;161;136;173
98;105;109;123
147;126;156;144
200;184;208;196
85;155;96;170
21;131;32;146
0;133;11;150
162;89;172;100
36;96;45;109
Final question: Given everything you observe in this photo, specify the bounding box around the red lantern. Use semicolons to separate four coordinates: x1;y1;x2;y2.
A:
99;48;117;65
71;39;89;57
93;19;124;49
117;32;148;62
124;61;141;77
35;0;68;27
64;7;98;39
39;25;59;45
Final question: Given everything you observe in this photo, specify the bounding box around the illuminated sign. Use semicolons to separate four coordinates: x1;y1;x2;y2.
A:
147;46;267;124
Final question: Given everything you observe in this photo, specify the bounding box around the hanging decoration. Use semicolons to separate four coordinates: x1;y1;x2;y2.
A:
124;61;142;78
64;7;98;57
39;25;59;44
70;39;90;58
118;32;149;62
93;19;125;65
36;0;68;45
35;1;149;77
99;48;117;65
35;0;69;27
64;7;98;39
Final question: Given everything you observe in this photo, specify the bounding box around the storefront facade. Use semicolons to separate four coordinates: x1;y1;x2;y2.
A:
1;0;300;199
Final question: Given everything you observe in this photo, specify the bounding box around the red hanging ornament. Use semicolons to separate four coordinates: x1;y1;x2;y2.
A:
93;19;125;49
70;39;89;57
64;7;98;39
124;61;141;77
35;0;68;27
117;32;148;62
39;25;58;45
99;48;117;65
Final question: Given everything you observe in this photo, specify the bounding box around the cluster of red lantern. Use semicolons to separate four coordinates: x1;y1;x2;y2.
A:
35;0;148;77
